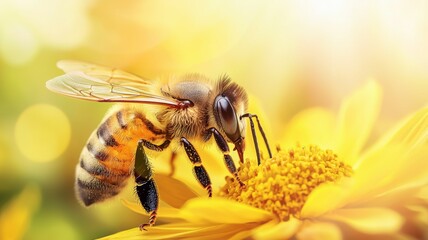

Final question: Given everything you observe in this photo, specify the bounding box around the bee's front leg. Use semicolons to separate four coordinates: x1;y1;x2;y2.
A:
180;137;212;197
134;139;170;231
205;128;245;187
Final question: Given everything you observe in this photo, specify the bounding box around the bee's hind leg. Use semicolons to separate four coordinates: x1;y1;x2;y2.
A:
180;137;212;197
135;179;157;231
134;139;170;230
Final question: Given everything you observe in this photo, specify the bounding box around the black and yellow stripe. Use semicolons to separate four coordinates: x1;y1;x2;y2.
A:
75;107;166;206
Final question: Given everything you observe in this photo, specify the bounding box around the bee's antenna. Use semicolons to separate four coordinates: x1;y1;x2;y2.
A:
253;115;272;158
241;113;272;165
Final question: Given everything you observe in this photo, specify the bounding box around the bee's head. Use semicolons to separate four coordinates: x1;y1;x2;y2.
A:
213;76;248;163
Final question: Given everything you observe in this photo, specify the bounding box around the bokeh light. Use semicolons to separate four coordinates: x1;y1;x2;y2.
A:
14;104;71;163
0;22;38;65
0;0;91;65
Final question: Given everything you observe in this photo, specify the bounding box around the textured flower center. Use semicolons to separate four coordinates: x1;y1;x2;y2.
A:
219;145;353;220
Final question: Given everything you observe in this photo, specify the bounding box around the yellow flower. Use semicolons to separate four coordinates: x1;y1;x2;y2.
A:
102;81;428;239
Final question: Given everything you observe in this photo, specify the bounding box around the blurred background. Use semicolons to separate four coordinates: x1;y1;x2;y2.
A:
1;0;427;239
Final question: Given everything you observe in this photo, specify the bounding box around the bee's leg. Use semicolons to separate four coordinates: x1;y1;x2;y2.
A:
134;139;169;231
138;139;177;176
135;178;157;231
180;137;212;197
140;139;171;151
168;151;178;177
206;128;245;187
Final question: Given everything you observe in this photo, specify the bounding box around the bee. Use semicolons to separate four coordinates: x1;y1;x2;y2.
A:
46;60;271;230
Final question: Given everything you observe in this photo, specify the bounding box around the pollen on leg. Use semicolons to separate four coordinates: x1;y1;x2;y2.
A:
219;145;353;221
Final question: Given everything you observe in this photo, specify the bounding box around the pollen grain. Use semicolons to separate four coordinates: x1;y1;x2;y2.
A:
219;145;353;220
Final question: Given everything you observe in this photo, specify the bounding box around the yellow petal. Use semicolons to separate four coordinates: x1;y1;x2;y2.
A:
296;222;342;240
355;107;428;168
370;107;428;150
100;222;259;240
349;107;428;203
252;218;301;240
348;145;407;203
154;173;198;208
383;144;428;190
407;205;428;226
350;144;428;204
99;223;199;240
335;80;382;166
281;107;336;149
180;197;274;224
121;199;146;215
181;223;260;240
323;208;403;234
301;180;352;218
121;199;181;220
0;185;41;240
417;185;428;201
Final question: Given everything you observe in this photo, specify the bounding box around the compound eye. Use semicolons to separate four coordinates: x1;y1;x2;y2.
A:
215;96;240;142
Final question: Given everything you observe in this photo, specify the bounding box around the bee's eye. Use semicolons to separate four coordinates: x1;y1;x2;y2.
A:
214;96;240;142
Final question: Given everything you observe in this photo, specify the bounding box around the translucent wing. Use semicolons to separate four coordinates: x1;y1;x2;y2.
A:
46;60;179;107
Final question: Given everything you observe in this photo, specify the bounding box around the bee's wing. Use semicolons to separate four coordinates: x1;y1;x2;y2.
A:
46;60;180;107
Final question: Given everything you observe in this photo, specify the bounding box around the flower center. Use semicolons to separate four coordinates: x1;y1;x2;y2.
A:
219;145;353;221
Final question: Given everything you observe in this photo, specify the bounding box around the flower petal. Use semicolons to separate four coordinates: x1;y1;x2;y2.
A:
347;107;428;203
180;197;274;224
350;143;428;204
382;145;428;192
317;146;428;209
355;107;428;169
347;145;407;203
323;208;403;234
180;223;260;240
251;218;301;240
417;185;428;201
99;223;200;240
228;221;280;240
335;80;382;166
154;173;198;208
407;205;428;226
301;180;352;218
281;107;336;149
121;199;181;220
369;107;428;150
100;222;260;240
296;222;342;240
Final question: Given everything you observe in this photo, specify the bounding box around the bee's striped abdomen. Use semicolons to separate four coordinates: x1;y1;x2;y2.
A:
76;107;166;206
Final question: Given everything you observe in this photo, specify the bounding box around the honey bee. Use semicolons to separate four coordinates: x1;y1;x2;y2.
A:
46;60;271;230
